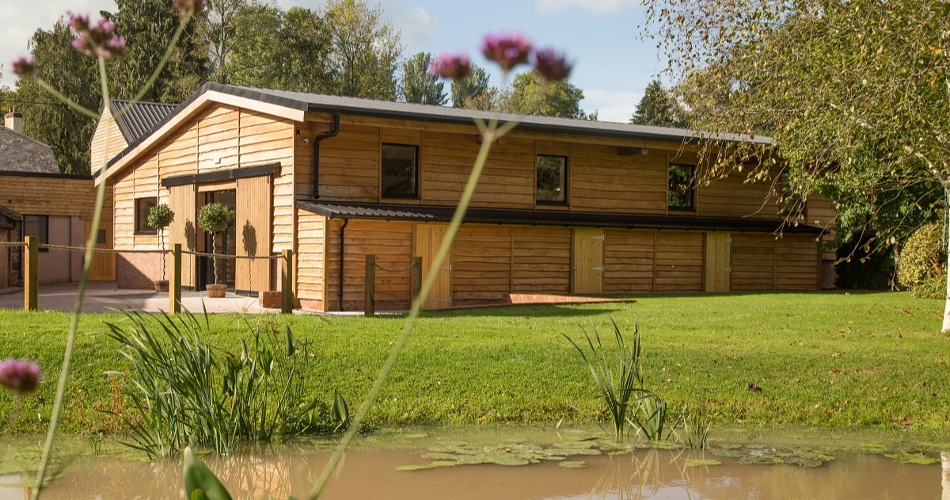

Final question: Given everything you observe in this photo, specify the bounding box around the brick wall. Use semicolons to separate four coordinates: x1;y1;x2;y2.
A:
117;252;162;289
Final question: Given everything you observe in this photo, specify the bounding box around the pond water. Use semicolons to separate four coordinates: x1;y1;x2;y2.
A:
1;427;948;499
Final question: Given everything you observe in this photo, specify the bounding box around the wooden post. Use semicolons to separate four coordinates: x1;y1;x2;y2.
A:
281;249;293;314
24;236;37;311
169;244;181;314
365;254;376;317
410;256;422;307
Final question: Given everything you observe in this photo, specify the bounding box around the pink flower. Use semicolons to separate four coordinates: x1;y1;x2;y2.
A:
429;53;472;81
68;13;125;58
481;32;532;73
11;56;37;77
0;358;42;394
173;0;208;17
533;48;572;83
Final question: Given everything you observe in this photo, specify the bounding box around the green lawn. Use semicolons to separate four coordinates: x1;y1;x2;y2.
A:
0;291;948;435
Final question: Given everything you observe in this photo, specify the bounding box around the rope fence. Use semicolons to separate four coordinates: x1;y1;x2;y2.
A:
364;254;422;317
374;260;419;274
0;242;25;247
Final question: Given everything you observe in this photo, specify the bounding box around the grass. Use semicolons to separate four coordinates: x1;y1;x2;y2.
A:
1;291;949;436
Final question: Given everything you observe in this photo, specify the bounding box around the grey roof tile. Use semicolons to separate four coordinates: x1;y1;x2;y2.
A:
110;100;179;143
0;127;60;174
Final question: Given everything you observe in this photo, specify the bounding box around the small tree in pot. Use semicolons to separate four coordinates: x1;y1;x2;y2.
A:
196;202;234;297
147;204;175;291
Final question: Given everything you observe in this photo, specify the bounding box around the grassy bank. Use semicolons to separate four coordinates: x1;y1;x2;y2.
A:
0;291;947;435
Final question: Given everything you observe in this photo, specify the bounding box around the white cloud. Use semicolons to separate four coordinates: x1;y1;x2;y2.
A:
535;0;640;16
377;1;440;50
0;0;117;86
581;88;640;124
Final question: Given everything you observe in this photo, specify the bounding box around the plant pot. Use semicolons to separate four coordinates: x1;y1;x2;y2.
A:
206;284;227;298
153;280;169;292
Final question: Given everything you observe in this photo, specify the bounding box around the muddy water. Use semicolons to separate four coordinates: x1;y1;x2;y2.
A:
0;447;944;500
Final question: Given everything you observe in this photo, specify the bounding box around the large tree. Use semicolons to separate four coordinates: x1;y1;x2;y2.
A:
12;20;100;174
323;0;401;100
646;0;950;328
630;79;687;128
498;71;586;118
399;52;446;105
198;0;257;84
451;64;492;109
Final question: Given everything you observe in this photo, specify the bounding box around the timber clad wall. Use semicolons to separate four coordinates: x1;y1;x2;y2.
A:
296;211;327;311
0;175;113;221
90;108;128;171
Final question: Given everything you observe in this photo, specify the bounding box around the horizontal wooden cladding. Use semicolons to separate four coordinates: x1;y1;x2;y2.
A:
655;231;704;292
0;175;112;220
570;143;667;214
512;227;572;294
731;233;819;291
775;235;820;290
296;211;326;310
90;108;129;172
696;173;782;219
604;229;656;293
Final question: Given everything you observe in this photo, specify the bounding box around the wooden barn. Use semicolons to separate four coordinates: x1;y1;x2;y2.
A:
94;83;835;311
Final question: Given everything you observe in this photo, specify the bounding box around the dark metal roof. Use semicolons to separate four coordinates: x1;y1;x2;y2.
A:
110;100;179;143
0;127;60;174
297;201;821;234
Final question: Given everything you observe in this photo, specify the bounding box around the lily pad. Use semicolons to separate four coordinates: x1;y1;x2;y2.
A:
559;461;587;468
684;459;721;467
711;446;835;467
396;461;457;471
884;452;941;465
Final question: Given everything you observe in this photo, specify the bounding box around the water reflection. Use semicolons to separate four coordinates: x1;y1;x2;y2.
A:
1;446;944;500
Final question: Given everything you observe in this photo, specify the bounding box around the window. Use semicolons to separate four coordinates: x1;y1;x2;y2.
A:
536;155;567;204
382;144;418;198
23;215;48;249
135;197;157;234
667;164;694;210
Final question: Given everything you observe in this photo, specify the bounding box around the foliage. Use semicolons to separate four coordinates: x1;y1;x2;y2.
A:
564;320;652;441
897;223;947;294
450;64;491;108
835;232;895;291
196;202;232;234
196;0;257;84
146;204;175;231
400;52;446;105
184;447;233;500
630;79;688;128
499;71;586;118
105;310;346;457
12;20;100;174
323;0;401;100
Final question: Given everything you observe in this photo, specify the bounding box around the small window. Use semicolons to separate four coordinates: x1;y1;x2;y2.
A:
382;144;419;198
23;215;49;251
135;197;157;234
668;164;694;210
537;155;567;204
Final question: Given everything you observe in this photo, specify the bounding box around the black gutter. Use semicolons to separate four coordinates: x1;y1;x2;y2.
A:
338;218;349;311
313;114;341;199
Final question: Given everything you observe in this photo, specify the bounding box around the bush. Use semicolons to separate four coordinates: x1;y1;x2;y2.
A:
897;222;947;293
146;203;175;231
835;231;894;290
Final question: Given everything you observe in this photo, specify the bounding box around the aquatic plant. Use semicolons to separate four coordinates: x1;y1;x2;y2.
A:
564;320;654;441
105;309;345;457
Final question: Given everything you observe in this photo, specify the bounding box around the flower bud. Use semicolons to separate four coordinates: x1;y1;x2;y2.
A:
173;0;208;18
429;53;472;81
11;56;37;77
0;358;42;394
481;32;532;73
533;48;573;83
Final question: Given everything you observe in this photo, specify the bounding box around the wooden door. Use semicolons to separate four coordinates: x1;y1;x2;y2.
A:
704;232;732;293
572;228;604;294
168;184;197;288
84;221;116;282
235;176;272;292
414;224;452;309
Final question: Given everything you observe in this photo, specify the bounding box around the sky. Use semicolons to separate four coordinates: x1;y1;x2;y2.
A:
0;0;665;123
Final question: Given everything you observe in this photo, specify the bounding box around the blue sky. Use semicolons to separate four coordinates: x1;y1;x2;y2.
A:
1;0;663;123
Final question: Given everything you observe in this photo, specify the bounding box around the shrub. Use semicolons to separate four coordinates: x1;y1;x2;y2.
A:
146;203;175;231
834;231;894;290
897;222;947;293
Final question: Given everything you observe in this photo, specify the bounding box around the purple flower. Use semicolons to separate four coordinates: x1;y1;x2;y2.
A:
429;53;472;81
68;13;125;58
0;358;42;394
11;56;37;77
173;0;208;17
481;32;532;73
533;48;573;83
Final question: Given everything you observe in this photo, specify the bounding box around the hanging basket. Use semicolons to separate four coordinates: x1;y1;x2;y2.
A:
206;284;227;298
153;280;169;292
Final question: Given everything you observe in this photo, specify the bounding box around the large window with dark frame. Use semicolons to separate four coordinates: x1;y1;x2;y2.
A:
23;215;48;251
536;155;567;204
135;197;157;234
667;164;695;210
382;143;419;198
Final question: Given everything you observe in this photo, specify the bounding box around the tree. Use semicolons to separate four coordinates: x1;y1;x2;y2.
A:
645;0;950;329
107;0;209;102
198;0;258;84
399;52;446;105
498;71;586;118
323;0;401;100
13;20;100;174
630;79;687;128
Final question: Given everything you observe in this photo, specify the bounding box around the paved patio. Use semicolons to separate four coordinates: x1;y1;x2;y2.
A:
0;282;271;314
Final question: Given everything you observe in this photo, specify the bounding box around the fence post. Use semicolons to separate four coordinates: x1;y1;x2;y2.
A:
169;244;181;314
365;254;375;317
281;249;293;314
410;256;422;307
24;236;37;311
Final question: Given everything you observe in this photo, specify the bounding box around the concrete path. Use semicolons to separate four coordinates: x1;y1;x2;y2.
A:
0;282;271;314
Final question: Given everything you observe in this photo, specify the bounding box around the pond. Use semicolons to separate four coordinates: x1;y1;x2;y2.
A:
1;427;947;499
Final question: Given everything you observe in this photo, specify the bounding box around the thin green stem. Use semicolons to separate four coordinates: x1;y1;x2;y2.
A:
31;57;112;500
34;79;98;119
307;117;519;500
125;16;191;113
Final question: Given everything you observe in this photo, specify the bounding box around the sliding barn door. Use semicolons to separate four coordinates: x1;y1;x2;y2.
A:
704;232;732;293
572;228;604;294
414;224;452;309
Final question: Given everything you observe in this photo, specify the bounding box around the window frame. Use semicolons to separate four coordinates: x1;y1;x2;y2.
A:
381;143;420;199
667;163;696;211
23;215;49;252
134;197;158;235
536;154;568;205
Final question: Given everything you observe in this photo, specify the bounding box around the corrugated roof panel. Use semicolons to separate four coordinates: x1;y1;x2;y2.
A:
111;100;179;143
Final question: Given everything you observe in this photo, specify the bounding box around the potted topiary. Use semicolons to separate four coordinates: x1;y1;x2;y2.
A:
196;202;233;298
147;203;175;292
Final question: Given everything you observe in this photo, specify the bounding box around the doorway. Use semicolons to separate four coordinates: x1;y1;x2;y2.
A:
197;190;236;291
